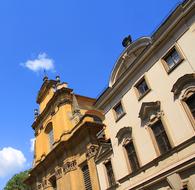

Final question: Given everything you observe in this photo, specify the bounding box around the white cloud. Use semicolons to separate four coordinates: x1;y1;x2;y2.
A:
0;147;26;177
21;53;55;72
30;138;35;152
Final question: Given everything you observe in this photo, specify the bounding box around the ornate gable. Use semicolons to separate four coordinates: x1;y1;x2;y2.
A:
95;141;112;163
171;73;195;98
116;127;132;145
139;101;161;122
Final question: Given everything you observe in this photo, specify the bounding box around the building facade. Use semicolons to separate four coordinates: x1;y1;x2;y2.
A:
95;0;195;189
26;0;195;190
25;76;104;190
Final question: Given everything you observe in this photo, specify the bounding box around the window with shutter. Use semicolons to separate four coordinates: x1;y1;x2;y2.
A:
82;164;92;190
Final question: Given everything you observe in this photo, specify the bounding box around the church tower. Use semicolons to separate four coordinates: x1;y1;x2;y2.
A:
25;76;104;190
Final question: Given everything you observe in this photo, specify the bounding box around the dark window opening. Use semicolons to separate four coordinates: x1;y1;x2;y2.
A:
135;78;150;99
151;120;171;154
186;93;195;119
125;141;140;172
113;102;125;120
50;176;57;190
163;47;182;71
105;161;115;187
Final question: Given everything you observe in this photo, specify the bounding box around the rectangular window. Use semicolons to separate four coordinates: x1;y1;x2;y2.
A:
105;161;115;187
162;47;183;73
151;120;171;154
113;102;125;121
49;176;57;190
135;77;150;100
82;164;92;190
185;94;195;119
48;129;54;149
125;141;140;172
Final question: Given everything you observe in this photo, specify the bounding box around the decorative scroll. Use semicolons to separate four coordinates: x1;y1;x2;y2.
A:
63;160;77;174
55;167;63;179
37;183;42;190
42;179;49;188
86;145;99;160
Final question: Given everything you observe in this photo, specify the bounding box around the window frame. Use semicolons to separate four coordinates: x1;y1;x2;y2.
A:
161;45;184;74
147;117;173;156
113;101;126;122
104;159;116;188
123;140;140;173
48;128;54;150
181;90;195;129
45;122;55;151
134;76;151;101
81;163;93;190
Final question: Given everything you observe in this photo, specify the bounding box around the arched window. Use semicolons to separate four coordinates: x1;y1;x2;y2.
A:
116;127;140;173
45;123;54;150
171;73;195;128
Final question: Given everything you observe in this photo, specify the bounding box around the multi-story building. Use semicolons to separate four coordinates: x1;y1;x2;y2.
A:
95;0;195;189
25;76;104;190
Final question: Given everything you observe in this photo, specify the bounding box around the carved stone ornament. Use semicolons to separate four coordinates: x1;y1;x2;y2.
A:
115;127;132;145
171;73;195;97
68;94;83;125
42;179;49;189
122;137;132;147
139;101;161;121
55;167;63;179
95;142;112;163
86;145;99;160
63;160;77;174
37;183;42;190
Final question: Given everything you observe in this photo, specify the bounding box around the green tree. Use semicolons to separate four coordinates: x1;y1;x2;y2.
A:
4;170;30;190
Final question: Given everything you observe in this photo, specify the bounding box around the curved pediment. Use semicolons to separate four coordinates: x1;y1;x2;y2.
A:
115;126;132;145
109;37;152;87
171;73;195;97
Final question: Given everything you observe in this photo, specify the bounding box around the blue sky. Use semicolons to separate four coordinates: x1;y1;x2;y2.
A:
0;0;181;188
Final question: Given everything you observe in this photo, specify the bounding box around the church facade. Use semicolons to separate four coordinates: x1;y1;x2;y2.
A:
25;76;105;190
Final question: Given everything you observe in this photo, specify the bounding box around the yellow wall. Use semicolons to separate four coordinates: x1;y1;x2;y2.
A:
39;88;54;113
